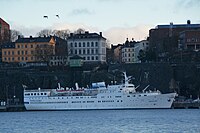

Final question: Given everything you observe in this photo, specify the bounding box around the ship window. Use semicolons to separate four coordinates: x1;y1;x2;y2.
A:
127;95;130;97
87;101;94;103
133;95;135;97
121;100;123;102
41;93;43;95
34;93;36;95
144;95;147;96
139;95;141;97
37;93;39;95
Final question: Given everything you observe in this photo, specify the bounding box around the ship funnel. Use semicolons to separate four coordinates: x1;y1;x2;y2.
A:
75;83;79;90
58;83;61;89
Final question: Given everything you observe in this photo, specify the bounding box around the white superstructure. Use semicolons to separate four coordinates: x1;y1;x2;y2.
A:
24;72;176;110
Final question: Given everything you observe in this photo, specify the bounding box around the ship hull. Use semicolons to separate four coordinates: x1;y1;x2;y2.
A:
24;93;176;111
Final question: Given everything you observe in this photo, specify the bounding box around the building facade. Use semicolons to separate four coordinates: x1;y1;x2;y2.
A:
134;40;149;63
149;20;200;59
67;31;107;63
0;18;10;45
121;39;136;63
179;30;200;51
2;36;55;63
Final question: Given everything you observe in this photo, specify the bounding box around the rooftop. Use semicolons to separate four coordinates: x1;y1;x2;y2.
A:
2;42;15;49
155;20;200;29
68;31;106;40
15;36;53;43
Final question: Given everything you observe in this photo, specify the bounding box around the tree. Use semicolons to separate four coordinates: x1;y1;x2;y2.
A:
52;29;70;40
37;29;53;37
10;30;23;42
138;49;146;62
74;28;85;34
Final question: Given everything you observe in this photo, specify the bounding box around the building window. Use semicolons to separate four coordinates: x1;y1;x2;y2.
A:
12;57;14;61
4;57;7;61
83;42;85;47
26;57;28;60
21;51;24;55
25;51;28;55
4;51;6;55
18;51;20;55
8;51;10;55
12;51;14;55
83;49;85;54
96;49;98;54
87;56;90;60
91;56;94;60
79;42;81;47
70;43;73;47
31;45;33;48
91;42;94;47
87;49;90;54
91;49;94;54
95;42;98;47
75;43;77;47
18;57;20;60
18;45;20;48
22;57;24;60
87;42;90;47
96;56;98;60
79;49;82;54
25;45;27;48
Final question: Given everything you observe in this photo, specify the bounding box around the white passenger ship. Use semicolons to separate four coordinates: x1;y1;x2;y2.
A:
24;72;176;110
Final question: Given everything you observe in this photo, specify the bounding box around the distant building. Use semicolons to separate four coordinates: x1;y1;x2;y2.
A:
111;44;123;63
149;20;200;60
134;40;149;63
0;18;10;62
2;36;56;63
121;38;136;63
0;18;10;44
179;30;200;51
49;36;68;66
67;31;107;63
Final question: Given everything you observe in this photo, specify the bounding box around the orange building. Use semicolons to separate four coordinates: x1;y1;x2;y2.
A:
2;36;56;63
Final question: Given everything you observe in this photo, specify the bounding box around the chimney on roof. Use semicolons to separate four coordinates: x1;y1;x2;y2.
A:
187;20;191;25
85;31;89;34
18;35;21;39
99;32;102;37
30;36;32;38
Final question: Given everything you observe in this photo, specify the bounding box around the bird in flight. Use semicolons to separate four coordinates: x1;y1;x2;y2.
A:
43;16;48;19
56;15;60;18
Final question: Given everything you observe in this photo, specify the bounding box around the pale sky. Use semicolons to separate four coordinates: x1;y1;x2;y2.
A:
1;0;199;44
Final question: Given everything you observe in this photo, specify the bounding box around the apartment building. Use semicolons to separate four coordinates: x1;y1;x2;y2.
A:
67;31;107;63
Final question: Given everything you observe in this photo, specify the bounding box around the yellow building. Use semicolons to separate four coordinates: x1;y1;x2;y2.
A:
2;36;56;63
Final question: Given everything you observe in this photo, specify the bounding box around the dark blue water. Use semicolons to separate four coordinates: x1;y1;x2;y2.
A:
0;109;200;133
